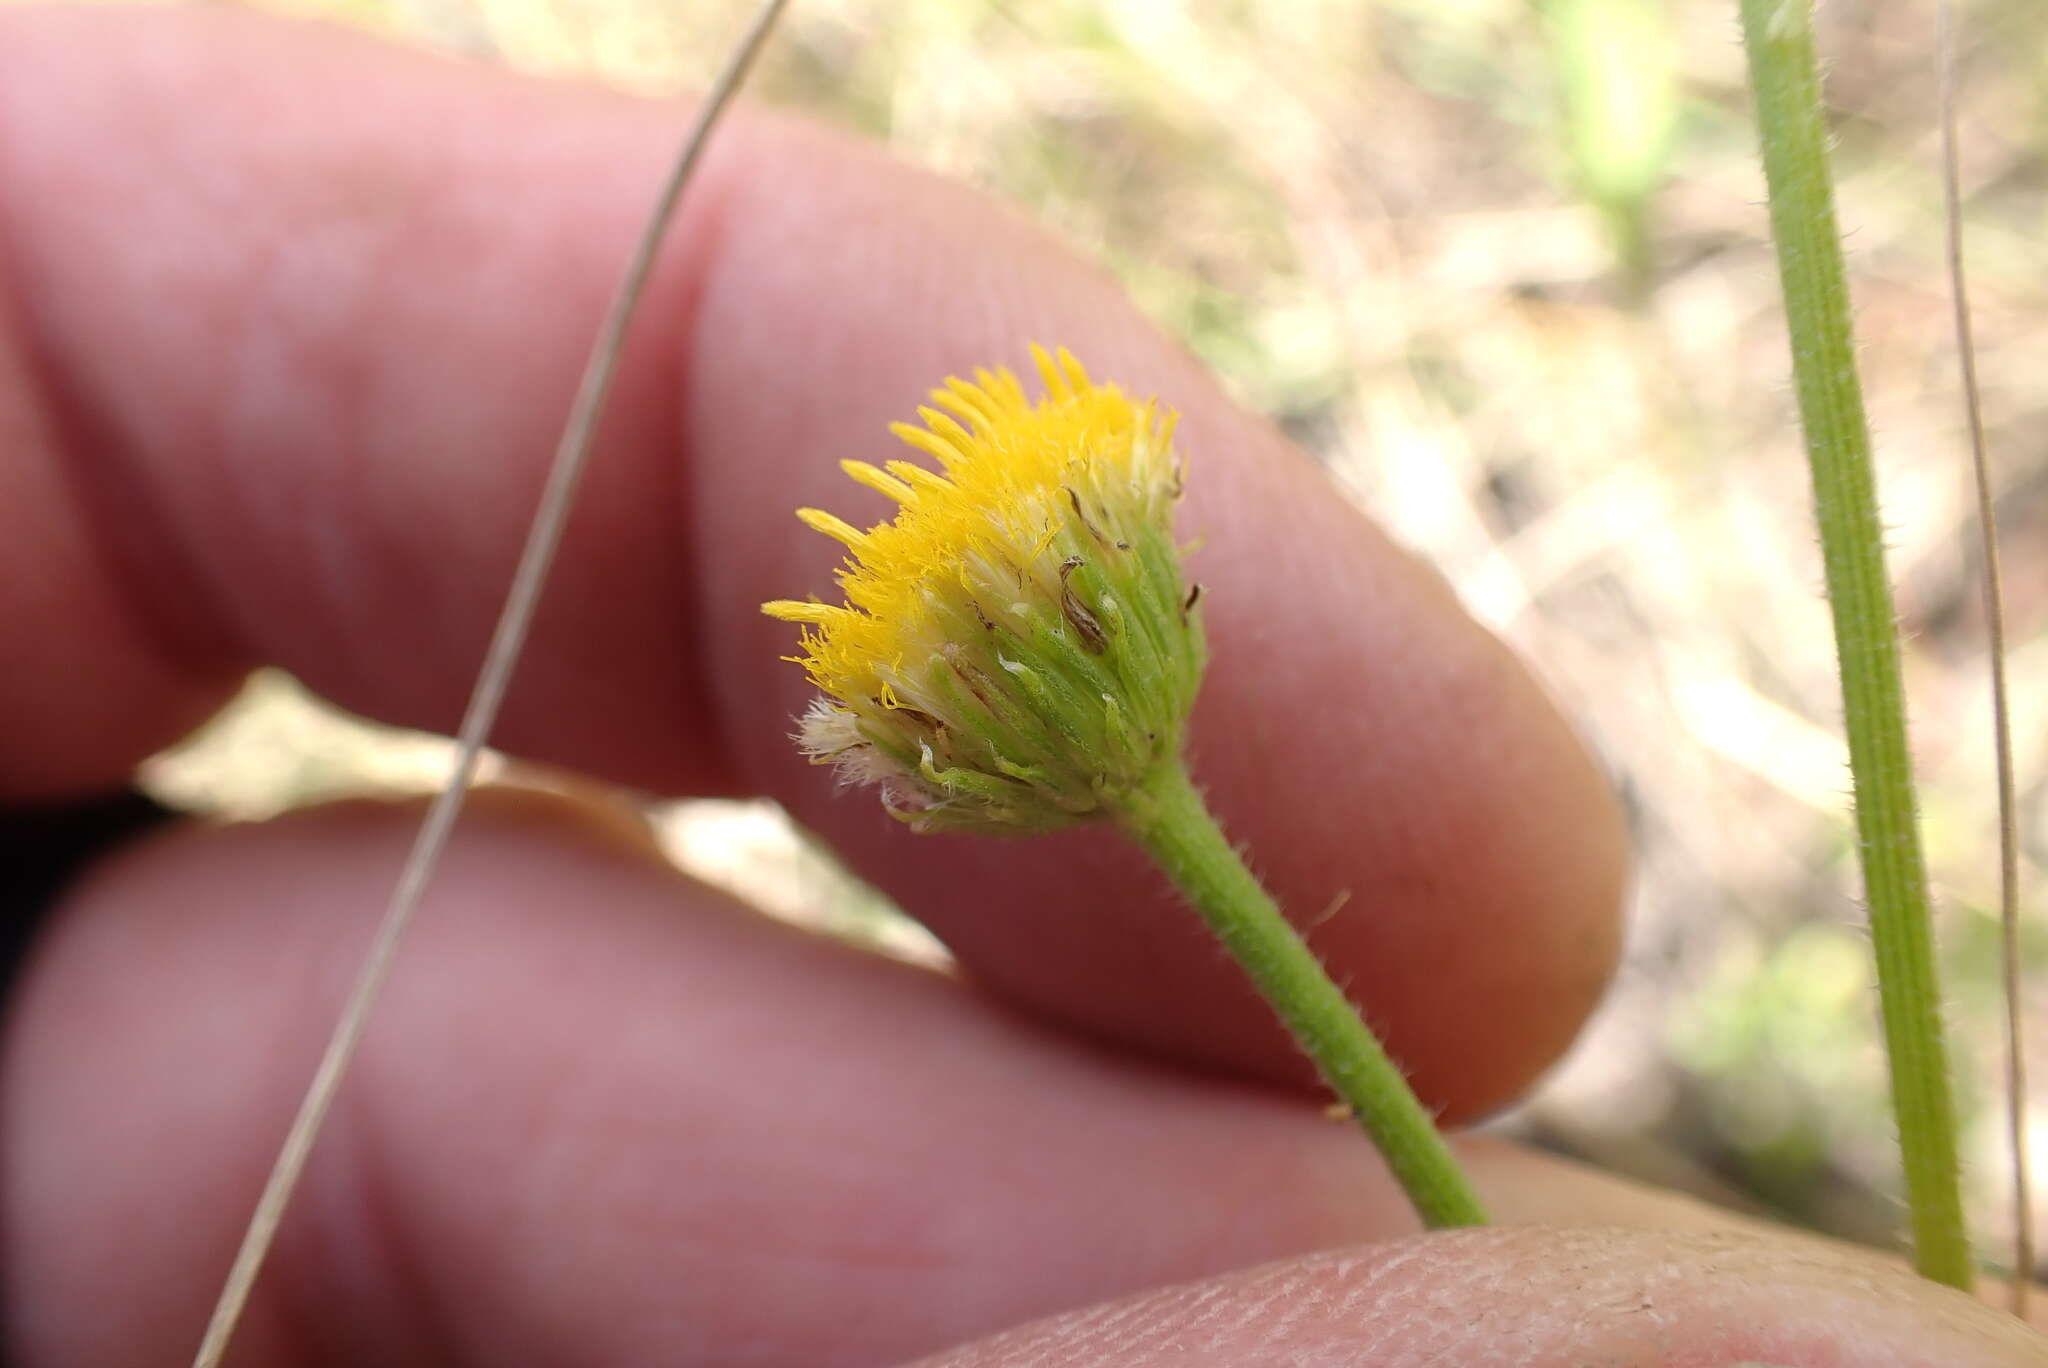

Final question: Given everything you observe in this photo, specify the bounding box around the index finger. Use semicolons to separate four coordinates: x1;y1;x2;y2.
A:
0;7;1625;1118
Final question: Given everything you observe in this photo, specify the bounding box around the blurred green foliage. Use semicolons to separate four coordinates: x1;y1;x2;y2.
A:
1539;0;1676;285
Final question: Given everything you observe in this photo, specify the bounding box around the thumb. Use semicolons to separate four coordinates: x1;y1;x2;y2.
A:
915;1225;2047;1368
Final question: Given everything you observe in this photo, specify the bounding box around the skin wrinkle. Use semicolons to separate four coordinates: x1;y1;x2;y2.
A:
0;237;236;787
221;162;389;662
1253;1253;1368;1351
1202;1275;1298;1350
1143;1276;1241;1348
268;1098;449;1368
210;813;474;1368
655;160;737;789
307;1024;503;1368
1052;1294;1158;1362
6;56;264;678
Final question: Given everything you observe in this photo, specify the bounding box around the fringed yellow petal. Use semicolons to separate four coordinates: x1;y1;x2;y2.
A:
933;380;1001;433
885;459;952;492
923;407;981;456
1029;342;1067;399
796;507;868;548
890;421;966;469
1054;346;1091;392
840;459;915;503
762;599;845;624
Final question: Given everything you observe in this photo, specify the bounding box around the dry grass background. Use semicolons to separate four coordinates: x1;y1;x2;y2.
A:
128;0;2048;1273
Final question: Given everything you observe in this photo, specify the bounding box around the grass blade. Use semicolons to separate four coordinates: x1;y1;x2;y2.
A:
1736;0;1971;1290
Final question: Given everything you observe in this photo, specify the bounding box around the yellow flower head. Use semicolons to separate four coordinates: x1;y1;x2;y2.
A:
764;345;1206;832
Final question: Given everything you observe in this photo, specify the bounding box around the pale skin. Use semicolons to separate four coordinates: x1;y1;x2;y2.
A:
0;10;2042;1365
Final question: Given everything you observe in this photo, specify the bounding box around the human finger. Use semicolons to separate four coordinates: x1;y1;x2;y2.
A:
4;794;1569;1364
0;7;1624;1116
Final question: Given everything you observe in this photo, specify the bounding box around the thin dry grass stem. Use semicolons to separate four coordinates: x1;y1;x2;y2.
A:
1936;0;2030;1314
185;3;793;1363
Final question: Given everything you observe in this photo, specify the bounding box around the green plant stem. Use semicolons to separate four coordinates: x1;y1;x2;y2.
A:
1738;0;1972;1291
1117;761;1487;1229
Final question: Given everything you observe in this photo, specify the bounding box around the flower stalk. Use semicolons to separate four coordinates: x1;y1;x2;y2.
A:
1119;761;1488;1228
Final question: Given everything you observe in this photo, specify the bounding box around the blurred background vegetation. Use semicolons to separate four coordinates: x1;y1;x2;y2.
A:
122;0;2048;1275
